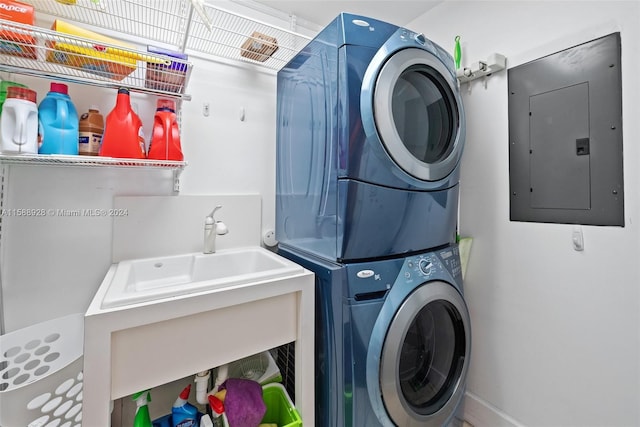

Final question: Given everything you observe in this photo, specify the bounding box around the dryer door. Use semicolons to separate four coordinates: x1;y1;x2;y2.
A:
374;48;463;182
380;281;470;426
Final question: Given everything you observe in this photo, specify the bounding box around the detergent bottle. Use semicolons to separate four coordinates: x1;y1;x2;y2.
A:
147;98;183;161
0;86;39;154
100;88;146;159
78;106;104;156
0;80;27;114
38;82;79;155
171;384;199;427
132;390;153;427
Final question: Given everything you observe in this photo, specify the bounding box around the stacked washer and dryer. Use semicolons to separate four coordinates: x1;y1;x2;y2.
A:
276;14;470;427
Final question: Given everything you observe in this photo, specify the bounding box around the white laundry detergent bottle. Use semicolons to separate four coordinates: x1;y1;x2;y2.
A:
0;86;39;154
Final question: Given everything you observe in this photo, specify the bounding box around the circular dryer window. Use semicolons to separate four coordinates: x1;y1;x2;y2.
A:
374;48;462;182
380;281;470;426
393;66;455;164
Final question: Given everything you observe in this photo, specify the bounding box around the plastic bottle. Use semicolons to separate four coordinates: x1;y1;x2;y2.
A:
147;98;183;161
132;102;147;156
0;80;27;115
78;106;104;156
0;86;39;154
38;82;79;155
132;390;153;427
171;384;199;427
207;394;225;427
100;88;146;159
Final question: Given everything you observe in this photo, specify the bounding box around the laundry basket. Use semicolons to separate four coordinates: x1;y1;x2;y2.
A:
0;313;84;427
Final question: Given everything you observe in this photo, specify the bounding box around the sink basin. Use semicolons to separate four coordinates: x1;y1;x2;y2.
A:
100;247;304;308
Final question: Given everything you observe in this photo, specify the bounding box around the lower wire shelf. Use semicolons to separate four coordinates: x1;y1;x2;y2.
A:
0;153;187;170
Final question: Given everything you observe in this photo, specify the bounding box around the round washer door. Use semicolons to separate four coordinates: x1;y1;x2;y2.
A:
380;281;471;426
374;48;463;182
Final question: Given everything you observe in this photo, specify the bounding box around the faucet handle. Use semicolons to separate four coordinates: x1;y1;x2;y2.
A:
208;205;223;219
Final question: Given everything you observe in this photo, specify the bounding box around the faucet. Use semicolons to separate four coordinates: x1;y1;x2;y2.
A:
203;205;228;254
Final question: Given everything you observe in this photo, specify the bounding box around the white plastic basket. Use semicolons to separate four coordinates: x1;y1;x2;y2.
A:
224;350;281;385
0;313;84;427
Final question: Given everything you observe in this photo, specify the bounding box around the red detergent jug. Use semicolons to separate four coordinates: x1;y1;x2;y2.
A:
147;98;183;161
100;88;146;159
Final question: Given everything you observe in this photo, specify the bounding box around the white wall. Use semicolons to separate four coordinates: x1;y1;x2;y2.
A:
409;2;640;426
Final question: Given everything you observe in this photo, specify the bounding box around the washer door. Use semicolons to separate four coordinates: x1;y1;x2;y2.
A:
374;48;463;182
380;281;470;426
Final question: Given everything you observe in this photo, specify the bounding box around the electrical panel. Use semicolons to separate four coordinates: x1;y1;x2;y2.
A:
508;33;623;226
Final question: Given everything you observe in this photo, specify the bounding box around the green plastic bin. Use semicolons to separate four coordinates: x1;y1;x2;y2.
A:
260;383;302;427
220;383;302;427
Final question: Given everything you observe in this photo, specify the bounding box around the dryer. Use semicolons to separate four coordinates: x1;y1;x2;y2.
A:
279;244;471;427
276;13;466;262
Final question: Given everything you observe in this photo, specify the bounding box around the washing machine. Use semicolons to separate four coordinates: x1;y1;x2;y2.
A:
276;13;466;262
279;244;471;427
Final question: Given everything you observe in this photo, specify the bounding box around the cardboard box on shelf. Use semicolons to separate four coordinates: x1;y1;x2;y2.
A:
240;31;278;62
0;0;36;59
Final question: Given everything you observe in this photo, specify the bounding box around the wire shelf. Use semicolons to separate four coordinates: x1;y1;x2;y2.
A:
0;153;187;170
0;19;192;100
186;3;311;70
24;0;191;49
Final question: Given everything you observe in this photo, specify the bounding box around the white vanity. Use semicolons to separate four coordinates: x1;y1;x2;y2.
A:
83;246;315;426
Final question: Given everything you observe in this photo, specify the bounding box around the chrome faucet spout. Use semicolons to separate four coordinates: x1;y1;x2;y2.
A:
204;205;228;254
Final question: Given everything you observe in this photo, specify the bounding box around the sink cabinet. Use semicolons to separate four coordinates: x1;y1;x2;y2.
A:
83;264;315;425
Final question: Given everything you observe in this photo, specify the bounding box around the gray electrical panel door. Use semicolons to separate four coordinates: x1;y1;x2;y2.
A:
508;33;623;226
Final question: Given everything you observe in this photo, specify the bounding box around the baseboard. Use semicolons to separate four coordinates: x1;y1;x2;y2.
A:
461;391;526;427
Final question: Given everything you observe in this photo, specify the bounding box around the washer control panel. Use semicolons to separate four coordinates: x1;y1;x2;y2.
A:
403;246;462;283
345;245;463;300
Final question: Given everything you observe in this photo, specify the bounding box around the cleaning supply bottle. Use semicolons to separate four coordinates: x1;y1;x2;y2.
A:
0;86;39;154
132;390;153;427
147;98;183;161
38;82;79;155
207;394;225;427
78;105;104;156
100;88;146;159
171;384;199;427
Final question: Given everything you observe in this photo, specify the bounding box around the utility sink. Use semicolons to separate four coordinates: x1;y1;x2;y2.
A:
100;246;304;309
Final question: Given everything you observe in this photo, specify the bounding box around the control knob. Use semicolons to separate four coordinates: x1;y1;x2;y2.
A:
418;259;433;275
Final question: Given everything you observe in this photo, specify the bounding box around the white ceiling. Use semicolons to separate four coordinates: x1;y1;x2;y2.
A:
249;0;443;29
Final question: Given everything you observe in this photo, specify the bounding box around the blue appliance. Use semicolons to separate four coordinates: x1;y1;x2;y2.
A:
279;244;471;427
276;13;466;262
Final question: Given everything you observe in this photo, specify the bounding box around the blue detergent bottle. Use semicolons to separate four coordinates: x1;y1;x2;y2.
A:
171;384;199;427
38;82;79;155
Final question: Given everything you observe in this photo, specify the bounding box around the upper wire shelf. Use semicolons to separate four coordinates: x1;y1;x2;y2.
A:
24;0;192;49
187;3;312;71
0;19;192;100
25;0;312;71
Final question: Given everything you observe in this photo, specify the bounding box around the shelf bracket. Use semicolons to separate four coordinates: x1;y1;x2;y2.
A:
456;53;507;84
173;168;183;193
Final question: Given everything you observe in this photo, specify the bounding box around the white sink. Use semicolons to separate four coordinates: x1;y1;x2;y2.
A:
100;247;304;309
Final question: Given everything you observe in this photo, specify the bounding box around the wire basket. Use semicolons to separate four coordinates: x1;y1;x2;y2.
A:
225;350;282;385
0;313;84;427
0;18;193;99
